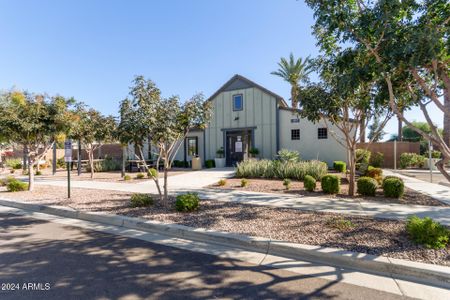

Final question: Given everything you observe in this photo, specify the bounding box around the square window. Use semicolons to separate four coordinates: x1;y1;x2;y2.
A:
291;129;300;140
233;94;243;111
318;128;328;139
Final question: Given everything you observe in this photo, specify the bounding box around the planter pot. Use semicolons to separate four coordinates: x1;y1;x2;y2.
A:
425;158;439;170
214;158;225;168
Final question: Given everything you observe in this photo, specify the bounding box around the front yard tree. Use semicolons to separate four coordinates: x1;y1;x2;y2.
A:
305;0;450;181
72;104;117;178
271;53;313;108
0;91;71;191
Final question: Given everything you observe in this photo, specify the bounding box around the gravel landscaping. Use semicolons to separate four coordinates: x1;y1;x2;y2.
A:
209;177;448;207
1;185;449;266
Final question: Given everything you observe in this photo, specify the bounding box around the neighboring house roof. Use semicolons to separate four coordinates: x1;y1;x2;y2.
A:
207;74;288;107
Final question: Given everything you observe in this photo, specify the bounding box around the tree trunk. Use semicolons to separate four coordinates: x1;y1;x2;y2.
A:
28;155;34;191
348;146;356;196
291;85;298;109
163;161;169;206
444;91;450;147
397;117;403;141
121;145;126;177
360;114;366;143
89;149;94;179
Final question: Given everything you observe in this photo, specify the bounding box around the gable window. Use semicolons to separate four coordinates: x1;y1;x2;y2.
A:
233;94;243;111
291;129;300;140
291;118;300;123
186;137;198;156
318;128;328;139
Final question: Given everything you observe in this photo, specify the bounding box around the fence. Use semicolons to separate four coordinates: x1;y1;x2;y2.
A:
356;141;420;169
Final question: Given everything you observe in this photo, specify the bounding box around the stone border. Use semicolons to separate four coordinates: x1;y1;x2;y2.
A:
0;197;449;288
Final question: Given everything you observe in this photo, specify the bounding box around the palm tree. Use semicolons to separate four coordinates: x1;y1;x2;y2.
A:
271;53;313;108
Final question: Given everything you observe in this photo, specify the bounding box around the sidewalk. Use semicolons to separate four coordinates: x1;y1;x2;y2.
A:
385;169;450;205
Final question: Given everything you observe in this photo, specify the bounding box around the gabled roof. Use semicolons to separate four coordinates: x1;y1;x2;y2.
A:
207;74;288;107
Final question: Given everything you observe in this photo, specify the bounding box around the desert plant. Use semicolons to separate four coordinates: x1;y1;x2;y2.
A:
147;168;157;178
357;177;378;196
6;179;28;192
321;174;340;194
136;173;145;179
123;174;131;181
5;158;22;170
56;157;66;169
130;193;153;207
366;166;382;178
406;216;449;249
399;153;426;169
283;178;292;190
175;193;200;212
382;177;404;198
333;161;346;173
370;152;384;168
217;179;227;186
240;178;249;187
205;159;215;168
0;176;15;187
277;149;300;162
35;170;42;176
326;217;355;230
86;157;121;172
304;175;316;192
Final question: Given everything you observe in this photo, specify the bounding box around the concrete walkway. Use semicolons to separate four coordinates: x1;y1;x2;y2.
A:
385;169;450;205
30;169;450;226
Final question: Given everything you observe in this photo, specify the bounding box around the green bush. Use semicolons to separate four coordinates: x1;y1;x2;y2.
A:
356;149;371;165
218;179;227;186
130;193;153;207
6;158;22;170
205;159;215;168
400;153;426;169
333;161;346;173
424;150;442;159
283;178;291;190
136;173;145;179
370;152;384;168
56;157;66;169
249;148;260;157
326;217;355;230
86;157;121;172
147;168;157;178
304;175;316;192
321;174;340;194
35;170;42;176
277;149;300;162
366;166;382;178
382;177;404;198
236;159;327;181
382;175;403;185
357;177;378;196
123;174;131;181
175;193;200;212
240;178;249;187
6;179;28;192
406;216;449;249
0;176;15;187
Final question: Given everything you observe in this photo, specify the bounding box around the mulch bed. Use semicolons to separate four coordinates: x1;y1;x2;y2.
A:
1;185;449;266
209;177;448;207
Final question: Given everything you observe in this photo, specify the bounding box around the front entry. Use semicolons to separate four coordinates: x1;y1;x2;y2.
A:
225;130;252;166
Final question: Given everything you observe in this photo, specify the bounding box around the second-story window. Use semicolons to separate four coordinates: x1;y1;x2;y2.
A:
233;94;243;111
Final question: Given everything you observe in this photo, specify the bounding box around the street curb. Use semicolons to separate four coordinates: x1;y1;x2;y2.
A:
1;197;449;287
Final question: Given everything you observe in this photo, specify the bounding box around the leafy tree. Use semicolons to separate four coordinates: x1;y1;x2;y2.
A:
0;91;72;190
305;0;450;180
271;53;313;108
367;116;386;142
71;104;117;178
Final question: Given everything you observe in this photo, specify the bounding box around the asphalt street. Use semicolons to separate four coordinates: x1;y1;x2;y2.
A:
0;212;411;300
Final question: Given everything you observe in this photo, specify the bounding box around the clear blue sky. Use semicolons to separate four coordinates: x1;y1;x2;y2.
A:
0;0;441;139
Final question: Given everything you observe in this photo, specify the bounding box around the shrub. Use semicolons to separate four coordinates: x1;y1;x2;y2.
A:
6;179;28;192
249;148;259;157
147;168;157;178
333;161;346;173
326;217;355;230
321;174;340;194
216;147;225;158
370;152;384;168
357;177;378;196
366;166;382;178
283;178;291;190
0;176;15;186
175;193;200;212
136;173;145;179
218;179;227;186
382;177;404;198
406;216;449;249
86;157;121;172
240;178;249;187
123;174;131;181
304;175;316;192
205;159;215;168
235;159;327;181
130;194;153;207
35;170;42;176
6;158;22;170
56;157;66;169
425;150;442;159
356;149;371;165
277;149;300;162
382;175;403;185
399;153;426;169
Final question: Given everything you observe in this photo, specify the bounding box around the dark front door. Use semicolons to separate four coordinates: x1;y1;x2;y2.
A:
226;130;252;166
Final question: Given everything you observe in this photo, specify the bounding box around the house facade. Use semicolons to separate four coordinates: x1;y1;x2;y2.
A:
174;74;348;167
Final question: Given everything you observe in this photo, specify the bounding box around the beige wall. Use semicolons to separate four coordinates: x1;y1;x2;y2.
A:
205;87;278;161
279;109;348;166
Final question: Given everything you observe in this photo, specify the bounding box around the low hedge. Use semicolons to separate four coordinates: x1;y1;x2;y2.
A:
175;193;200;212
321;174;340;194
205;159;215;168
304;175;316;192
406;216;449;249
130;194;153;207
399;153;426;169
333;161;346;173
357;177;377;196
7;179;28;192
382;177;404;198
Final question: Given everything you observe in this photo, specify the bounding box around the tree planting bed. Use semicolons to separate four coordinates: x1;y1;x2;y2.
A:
1;185;449;266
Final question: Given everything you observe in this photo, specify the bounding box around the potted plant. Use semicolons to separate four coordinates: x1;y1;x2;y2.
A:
248;148;259;158
214;147;225;168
